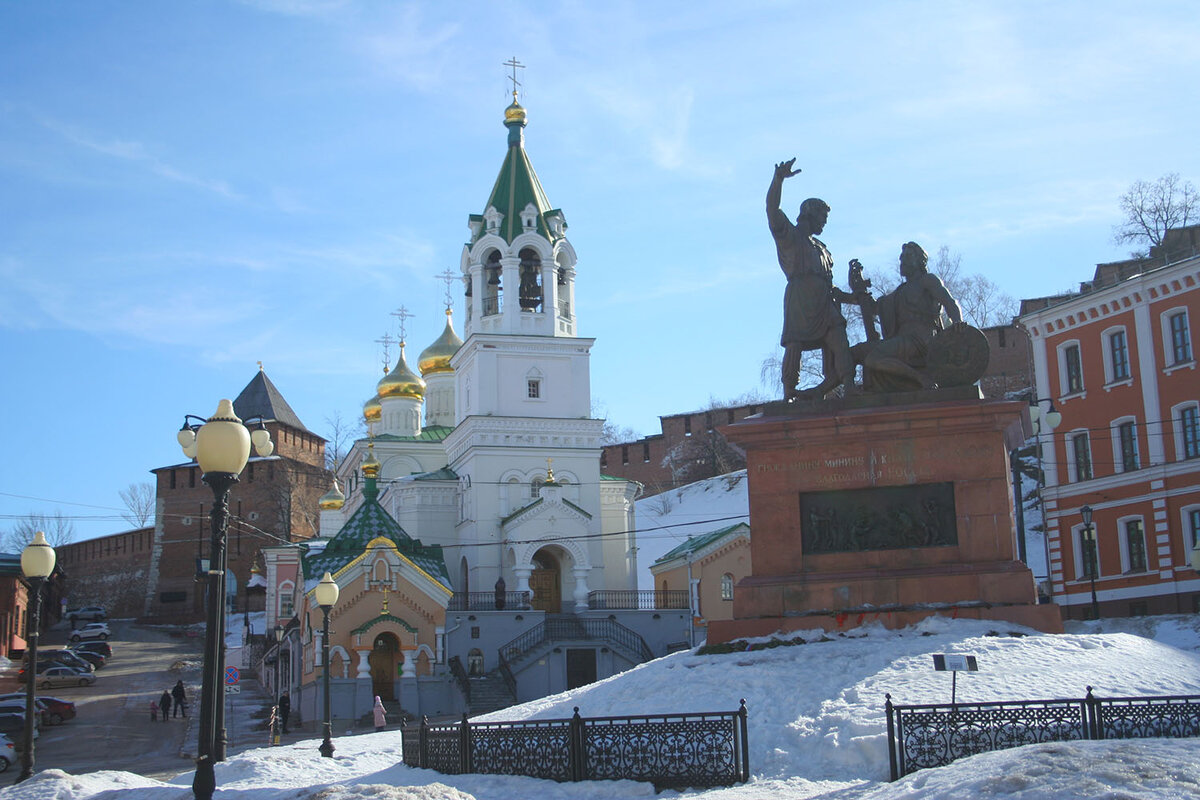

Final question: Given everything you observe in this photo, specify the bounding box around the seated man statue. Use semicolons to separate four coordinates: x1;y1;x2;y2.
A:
860;242;964;392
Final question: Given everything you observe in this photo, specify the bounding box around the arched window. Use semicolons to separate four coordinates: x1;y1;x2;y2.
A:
720;573;734;601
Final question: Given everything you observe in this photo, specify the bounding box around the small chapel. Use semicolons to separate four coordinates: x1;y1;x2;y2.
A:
262;90;691;728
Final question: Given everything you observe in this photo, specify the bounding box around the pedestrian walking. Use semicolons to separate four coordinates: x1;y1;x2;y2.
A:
159;690;172;721
172;680;188;718
150;700;159;722
278;691;290;734
372;696;386;732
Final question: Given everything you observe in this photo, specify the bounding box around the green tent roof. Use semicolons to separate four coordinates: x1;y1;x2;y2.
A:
303;477;451;592
653;523;750;565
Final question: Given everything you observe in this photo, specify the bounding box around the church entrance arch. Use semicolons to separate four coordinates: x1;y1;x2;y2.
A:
370;632;401;702
530;549;562;613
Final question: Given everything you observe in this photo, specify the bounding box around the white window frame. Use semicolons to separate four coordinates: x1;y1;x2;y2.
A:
1101;325;1133;388
279;580;295;618
1172;401;1200;461
1111;416;1140;473
1182;505;1200;560
525;367;545;403
1116;515;1148;574
1065;429;1093;483
1056;339;1086;399
720;572;734;601
1162;307;1194;368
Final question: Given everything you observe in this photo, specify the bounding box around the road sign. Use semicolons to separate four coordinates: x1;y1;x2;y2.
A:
225;666;240;685
225;685;241;694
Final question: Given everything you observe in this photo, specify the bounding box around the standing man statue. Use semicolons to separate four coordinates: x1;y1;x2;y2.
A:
860;241;965;392
768;158;855;400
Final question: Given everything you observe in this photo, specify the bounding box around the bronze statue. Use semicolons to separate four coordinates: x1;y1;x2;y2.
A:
856;242;982;392
768;159;855;400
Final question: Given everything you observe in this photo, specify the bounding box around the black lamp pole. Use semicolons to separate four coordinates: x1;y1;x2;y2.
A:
18;531;56;783
273;625;283;744
1081;504;1099;620
319;604;334;758
193;470;237;800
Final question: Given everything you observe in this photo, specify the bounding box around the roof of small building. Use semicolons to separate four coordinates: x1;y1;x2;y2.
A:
653;522;750;565
412;466;458;482
368;426;453;443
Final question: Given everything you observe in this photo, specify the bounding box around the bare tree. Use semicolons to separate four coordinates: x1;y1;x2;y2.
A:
6;511;76;549
660;396;751;486
1113;173;1198;257
119;482;156;528
930;246;1016;328
592;399;642;445
324;411;365;472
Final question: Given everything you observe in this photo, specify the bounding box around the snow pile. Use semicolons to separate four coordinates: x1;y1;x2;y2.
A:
5;617;1200;799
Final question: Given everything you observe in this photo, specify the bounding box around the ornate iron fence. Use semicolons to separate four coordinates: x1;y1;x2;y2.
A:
886;687;1200;780
402;702;749;791
448;591;532;611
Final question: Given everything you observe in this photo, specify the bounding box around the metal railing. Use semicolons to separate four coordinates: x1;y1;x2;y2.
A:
498;616;654;667
496;651;517;698
587;589;690;610
448;656;470;704
403;702;749;790
482;296;500;316
886;687;1200;780
448;591;532;611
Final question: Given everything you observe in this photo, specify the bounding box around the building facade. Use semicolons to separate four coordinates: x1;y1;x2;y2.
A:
1019;252;1200;619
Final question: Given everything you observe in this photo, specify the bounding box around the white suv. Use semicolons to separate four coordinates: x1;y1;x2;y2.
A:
69;622;110;642
65;606;106;625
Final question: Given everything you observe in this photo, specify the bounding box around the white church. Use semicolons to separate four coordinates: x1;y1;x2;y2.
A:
262;92;691;725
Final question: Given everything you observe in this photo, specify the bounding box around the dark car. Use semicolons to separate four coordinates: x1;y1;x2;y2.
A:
70;640;112;659
68;650;105;670
24;649;94;673
0;713;38;742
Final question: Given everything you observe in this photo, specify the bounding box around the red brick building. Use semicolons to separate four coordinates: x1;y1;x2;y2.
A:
1019;250;1199;619
144;369;330;622
56;527;154;619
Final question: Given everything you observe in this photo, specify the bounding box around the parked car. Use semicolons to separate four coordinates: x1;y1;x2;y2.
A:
21;665;95;689
69;622;110;642
0;734;14;771
65;649;104;670
0;695;75;725
0;715;36;743
25;649;95;673
65;606;106;625
70;640;112;658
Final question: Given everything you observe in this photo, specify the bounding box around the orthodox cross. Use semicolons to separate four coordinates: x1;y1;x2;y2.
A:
545;457;555;483
390;305;414;345
257;360;264;372
503;56;524;97
381;585;390;615
374;332;394;373
436;268;457;310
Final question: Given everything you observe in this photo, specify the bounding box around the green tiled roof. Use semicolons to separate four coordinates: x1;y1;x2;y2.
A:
303;477;452;592
653;523;750;565
365;426;452;444
474;108;565;246
413;466;458;481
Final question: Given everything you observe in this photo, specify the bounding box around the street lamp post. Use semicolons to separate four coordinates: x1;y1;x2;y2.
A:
272;625;283;745
315;572;340;758
177;400;273;800
17;531;56;783
1081;504;1099;620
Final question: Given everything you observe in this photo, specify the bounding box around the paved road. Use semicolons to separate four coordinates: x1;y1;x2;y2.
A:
0;619;253;785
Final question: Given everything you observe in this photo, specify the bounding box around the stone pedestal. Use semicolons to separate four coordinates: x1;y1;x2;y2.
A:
706;389;1062;643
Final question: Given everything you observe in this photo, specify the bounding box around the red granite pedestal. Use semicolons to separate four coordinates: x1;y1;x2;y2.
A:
706;389;1062;643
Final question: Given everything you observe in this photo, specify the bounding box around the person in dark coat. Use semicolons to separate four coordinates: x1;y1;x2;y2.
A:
172;680;187;718
278;691;290;734
159;690;173;721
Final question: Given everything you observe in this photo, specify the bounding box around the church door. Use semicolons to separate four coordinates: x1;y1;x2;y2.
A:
370;633;400;702
529;551;561;613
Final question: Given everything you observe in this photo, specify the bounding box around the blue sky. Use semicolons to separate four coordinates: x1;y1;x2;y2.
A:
2;1;1198;543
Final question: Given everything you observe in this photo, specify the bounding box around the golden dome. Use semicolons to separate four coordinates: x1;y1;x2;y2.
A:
418;309;464;376
504;91;526;125
361;445;381;479
377;343;425;399
318;478;345;511
363;393;382;424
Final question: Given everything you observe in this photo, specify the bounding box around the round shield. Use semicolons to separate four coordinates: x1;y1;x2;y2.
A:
925;323;990;387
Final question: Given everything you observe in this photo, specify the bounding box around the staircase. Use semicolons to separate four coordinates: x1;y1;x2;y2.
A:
468;673;517;717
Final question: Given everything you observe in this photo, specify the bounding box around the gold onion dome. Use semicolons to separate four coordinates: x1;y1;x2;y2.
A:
504;91;526;125
377;343;425;399
361;446;381;479
363;393;382;424
418;309;464;376
318;478;346;511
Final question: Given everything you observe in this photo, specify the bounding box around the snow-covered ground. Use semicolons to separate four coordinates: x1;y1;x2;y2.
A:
7;614;1200;799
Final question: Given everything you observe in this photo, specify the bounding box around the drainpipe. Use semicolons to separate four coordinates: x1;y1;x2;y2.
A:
686;554;700;648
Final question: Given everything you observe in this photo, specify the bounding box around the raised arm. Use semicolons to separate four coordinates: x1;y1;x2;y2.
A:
767;158;801;229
